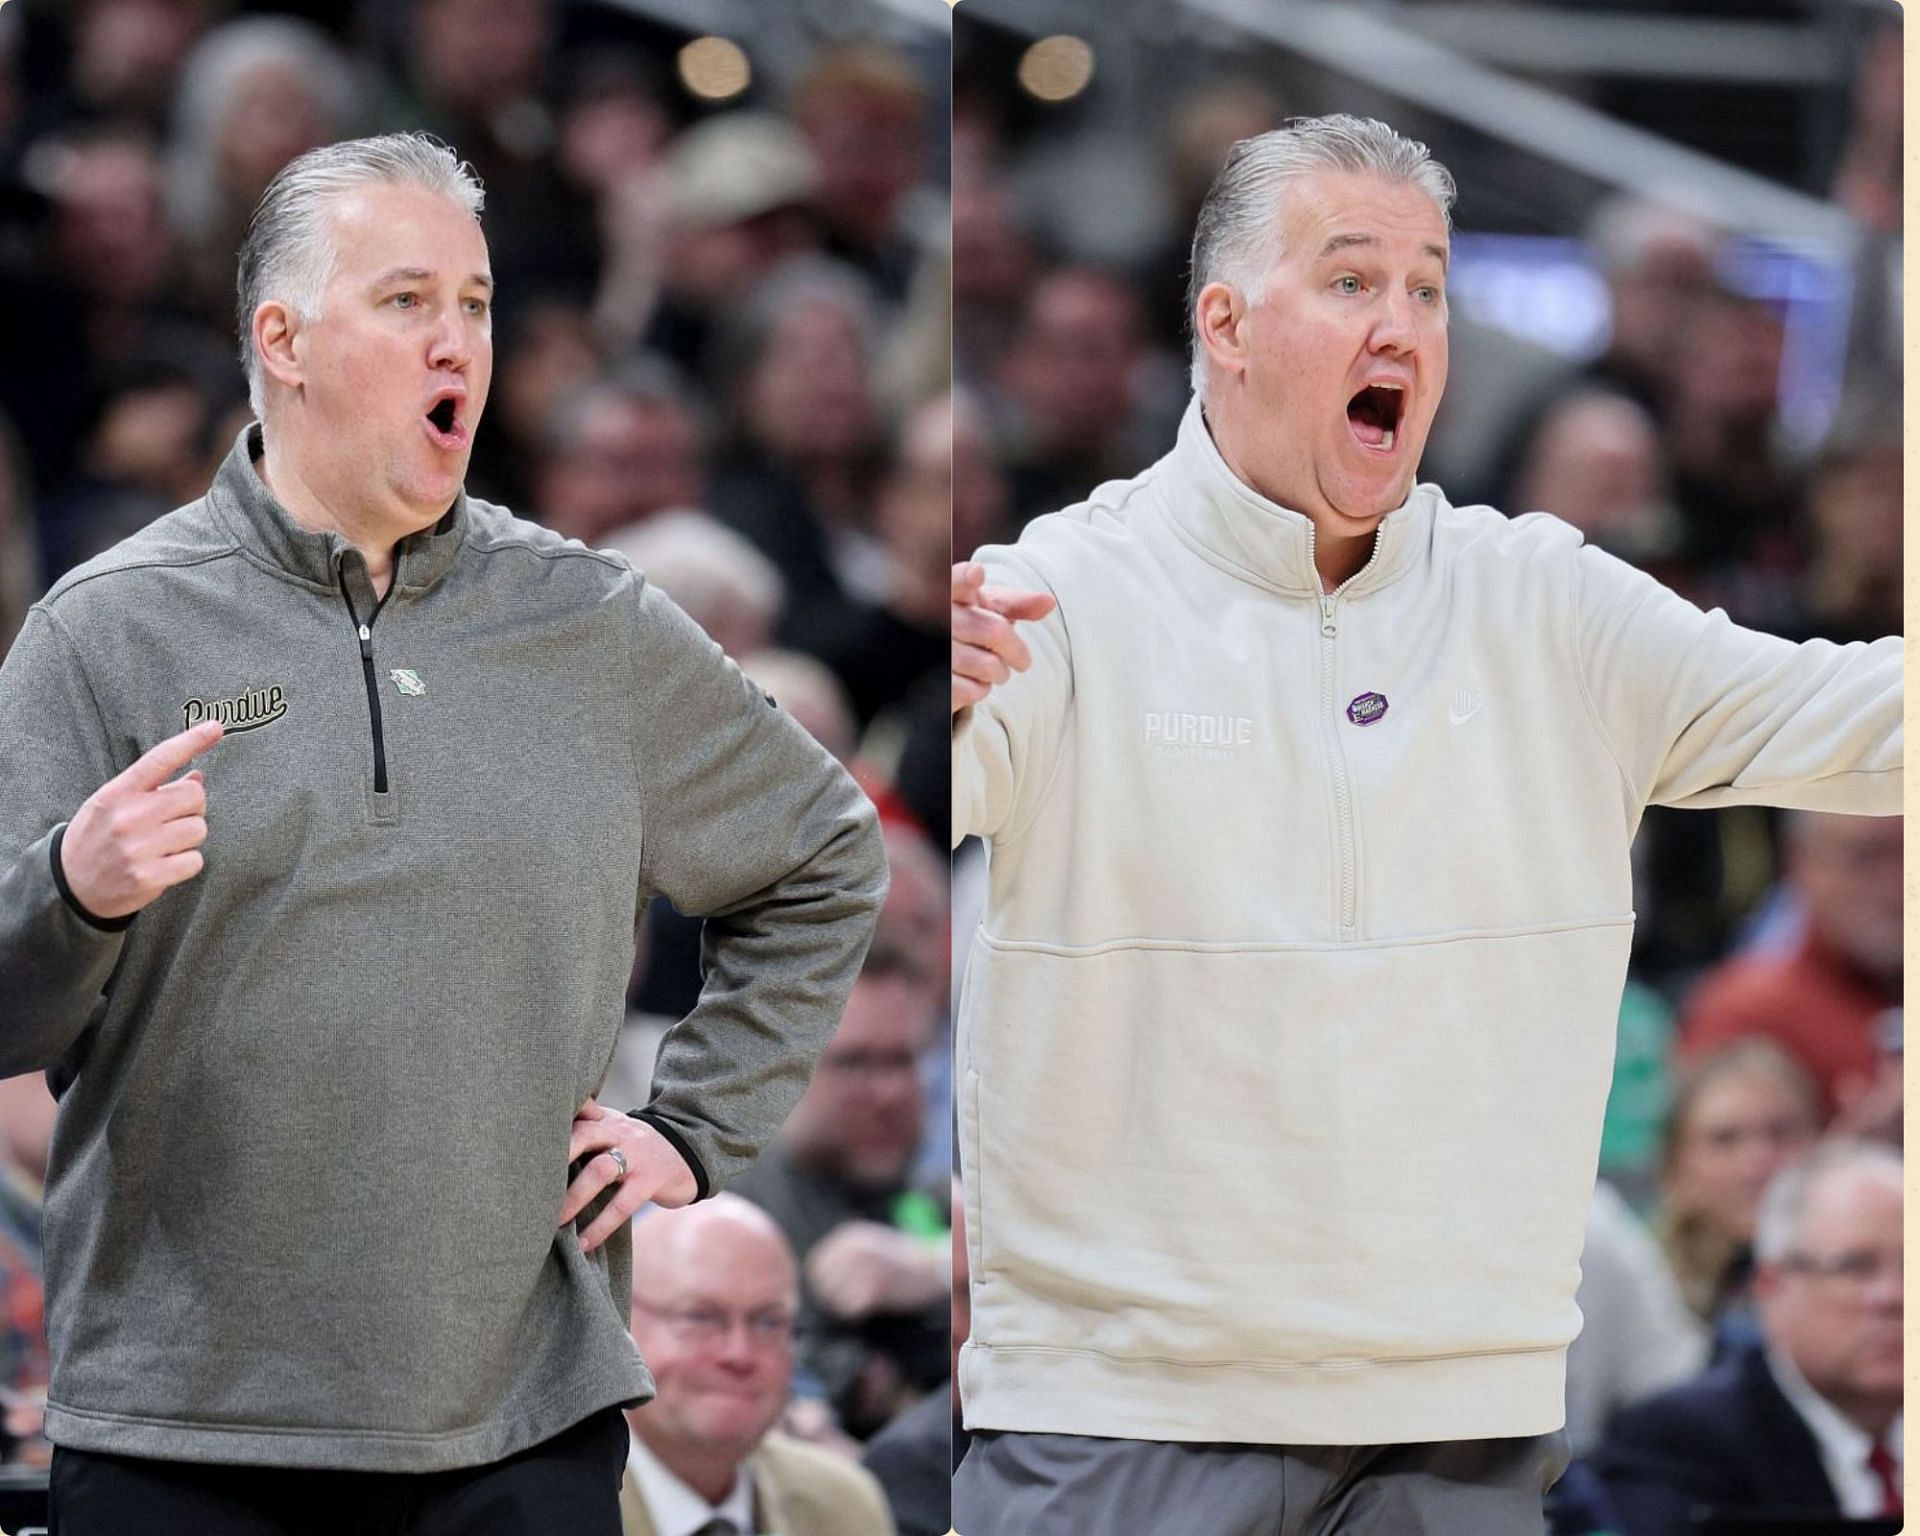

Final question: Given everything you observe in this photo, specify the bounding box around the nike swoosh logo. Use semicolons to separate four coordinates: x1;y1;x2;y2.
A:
1448;701;1484;726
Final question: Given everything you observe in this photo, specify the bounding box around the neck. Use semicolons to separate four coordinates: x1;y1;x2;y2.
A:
632;1416;745;1508
1206;404;1375;592
1840;1394;1902;1441
256;432;420;599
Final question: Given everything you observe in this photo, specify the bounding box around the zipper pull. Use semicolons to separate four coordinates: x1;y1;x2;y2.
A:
1320;597;1337;638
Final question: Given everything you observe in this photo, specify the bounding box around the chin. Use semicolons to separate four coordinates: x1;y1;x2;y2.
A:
691;1407;779;1448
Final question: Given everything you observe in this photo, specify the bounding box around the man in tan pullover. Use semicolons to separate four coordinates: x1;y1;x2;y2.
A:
950;115;1899;1536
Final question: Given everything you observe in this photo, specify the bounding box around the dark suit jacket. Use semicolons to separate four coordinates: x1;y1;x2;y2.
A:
1592;1342;1841;1536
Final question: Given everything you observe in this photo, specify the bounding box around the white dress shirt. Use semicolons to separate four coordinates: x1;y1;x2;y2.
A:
628;1434;760;1536
1767;1344;1903;1518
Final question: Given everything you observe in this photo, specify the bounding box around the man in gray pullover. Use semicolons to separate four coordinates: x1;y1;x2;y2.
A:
0;134;887;1535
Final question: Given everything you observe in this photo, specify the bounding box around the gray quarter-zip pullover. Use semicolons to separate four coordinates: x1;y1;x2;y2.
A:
0;424;887;1470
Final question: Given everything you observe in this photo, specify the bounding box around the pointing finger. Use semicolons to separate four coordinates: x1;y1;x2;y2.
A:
115;722;223;795
953;606;1032;672
977;587;1056;624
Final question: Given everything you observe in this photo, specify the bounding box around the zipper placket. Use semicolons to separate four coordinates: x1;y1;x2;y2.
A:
1307;527;1386;941
340;574;393;795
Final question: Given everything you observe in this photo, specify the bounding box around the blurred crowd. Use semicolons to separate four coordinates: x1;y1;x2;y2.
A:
0;1;952;1530
951;11;1900;1534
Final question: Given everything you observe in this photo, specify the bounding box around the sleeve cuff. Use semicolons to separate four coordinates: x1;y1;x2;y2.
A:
49;824;133;934
627;1110;712;1201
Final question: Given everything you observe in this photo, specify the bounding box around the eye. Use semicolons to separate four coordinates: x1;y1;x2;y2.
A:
464;297;490;318
390;292;418;310
1334;275;1362;295
1414;284;1442;305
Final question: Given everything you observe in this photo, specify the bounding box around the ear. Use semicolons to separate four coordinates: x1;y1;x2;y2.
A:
252;301;305;398
1195;280;1249;388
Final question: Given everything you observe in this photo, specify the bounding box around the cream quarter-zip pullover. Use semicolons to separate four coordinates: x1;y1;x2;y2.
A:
952;400;1900;1445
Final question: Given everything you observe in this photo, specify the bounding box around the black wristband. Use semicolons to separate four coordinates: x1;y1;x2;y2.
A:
627;1111;712;1202
49;824;134;934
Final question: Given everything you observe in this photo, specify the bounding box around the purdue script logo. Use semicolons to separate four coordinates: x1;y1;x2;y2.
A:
182;684;287;734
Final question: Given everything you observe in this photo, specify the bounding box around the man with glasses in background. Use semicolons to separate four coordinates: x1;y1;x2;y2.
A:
622;1196;896;1536
1596;1140;1902;1533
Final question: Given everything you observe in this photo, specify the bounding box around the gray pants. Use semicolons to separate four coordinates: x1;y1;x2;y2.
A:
953;1429;1571;1536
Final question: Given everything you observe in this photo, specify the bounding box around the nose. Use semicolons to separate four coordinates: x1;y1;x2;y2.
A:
1866;1262;1904;1307
1370;288;1418;355
427;305;472;372
713;1320;761;1368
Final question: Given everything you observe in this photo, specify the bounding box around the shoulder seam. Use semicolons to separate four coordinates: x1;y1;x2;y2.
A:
41;545;244;606
464;533;629;572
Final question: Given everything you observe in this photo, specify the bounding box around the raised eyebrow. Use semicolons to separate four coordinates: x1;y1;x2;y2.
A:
1314;234;1450;275
370;267;496;293
1317;233;1378;261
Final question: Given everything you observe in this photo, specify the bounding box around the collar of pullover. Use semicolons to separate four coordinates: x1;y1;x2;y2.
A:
1161;397;1425;599
206;423;470;597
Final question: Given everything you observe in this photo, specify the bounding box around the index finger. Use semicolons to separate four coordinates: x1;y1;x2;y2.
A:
978;587;1057;624
114;721;224;793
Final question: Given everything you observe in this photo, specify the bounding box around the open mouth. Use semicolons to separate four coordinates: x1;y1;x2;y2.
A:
1346;384;1405;453
424;392;466;448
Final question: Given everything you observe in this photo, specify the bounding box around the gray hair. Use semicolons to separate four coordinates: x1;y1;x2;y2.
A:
1187;114;1457;397
236;133;485;418
1753;1138;1903;1265
599;509;785;649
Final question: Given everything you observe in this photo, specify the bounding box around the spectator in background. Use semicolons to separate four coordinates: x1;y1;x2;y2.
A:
552;49;671;212
4;126;187;501
470;295;600;506
36;0;209;138
1485;196;1722;535
1785;433;1902;646
602;510;783;664
39;357;231;577
0;418;36;655
632;111;821;381
537;362;711;548
949;138;1035;387
951;387;1011;562
710;262;944;725
622;1196;896;1536
732;949;949;1440
1597;1140;1903;1534
1655;1041;1820;1335
1564;1181;1707;1458
789;43;931;307
994;266;1162;528
1663;288;1799;623
1583;197;1720;424
862;1183;965;1536
1680;813;1902;1126
1507;390;1680;575
0;1072;54;1467
712;257;883;566
874;393;956;663
379;0;600;305
1830;16;1900;432
1141;79;1286;357
165;17;356;332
